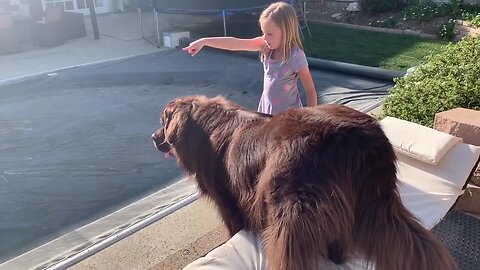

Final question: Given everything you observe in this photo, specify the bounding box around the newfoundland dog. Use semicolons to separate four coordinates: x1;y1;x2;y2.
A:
152;95;456;270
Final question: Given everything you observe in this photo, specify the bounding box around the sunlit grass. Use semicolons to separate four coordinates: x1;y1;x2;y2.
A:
303;23;448;71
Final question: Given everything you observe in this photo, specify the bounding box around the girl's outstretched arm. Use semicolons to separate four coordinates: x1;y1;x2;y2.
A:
298;66;318;107
183;36;265;56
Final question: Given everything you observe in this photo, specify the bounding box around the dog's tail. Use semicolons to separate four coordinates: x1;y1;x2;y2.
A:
261;184;354;270
356;192;457;270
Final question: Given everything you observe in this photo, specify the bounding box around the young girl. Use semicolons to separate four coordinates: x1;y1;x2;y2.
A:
183;1;317;115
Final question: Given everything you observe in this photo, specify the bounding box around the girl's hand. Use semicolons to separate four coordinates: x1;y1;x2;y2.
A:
183;39;205;57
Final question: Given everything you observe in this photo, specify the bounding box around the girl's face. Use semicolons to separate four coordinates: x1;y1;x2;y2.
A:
260;19;282;50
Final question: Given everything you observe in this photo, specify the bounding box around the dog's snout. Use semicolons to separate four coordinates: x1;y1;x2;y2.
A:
151;128;171;153
151;131;163;146
151;130;164;143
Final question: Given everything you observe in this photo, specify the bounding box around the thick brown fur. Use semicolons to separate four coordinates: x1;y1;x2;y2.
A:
152;95;457;270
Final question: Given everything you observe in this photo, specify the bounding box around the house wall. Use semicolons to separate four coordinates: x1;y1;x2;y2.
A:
1;0;30;16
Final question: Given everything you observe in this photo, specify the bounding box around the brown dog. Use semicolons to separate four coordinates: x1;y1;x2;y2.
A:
152;95;456;270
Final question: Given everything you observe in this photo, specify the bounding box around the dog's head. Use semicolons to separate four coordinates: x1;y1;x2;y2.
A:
152;95;267;164
151;96;202;158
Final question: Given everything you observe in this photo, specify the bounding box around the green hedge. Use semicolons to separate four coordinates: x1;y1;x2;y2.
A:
382;36;480;127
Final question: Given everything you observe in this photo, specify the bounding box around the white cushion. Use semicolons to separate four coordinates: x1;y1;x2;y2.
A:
396;142;480;228
184;230;372;270
380;117;462;165
183;230;267;270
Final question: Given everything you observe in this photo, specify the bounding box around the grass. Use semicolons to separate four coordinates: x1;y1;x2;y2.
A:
304;23;448;71
188;18;448;71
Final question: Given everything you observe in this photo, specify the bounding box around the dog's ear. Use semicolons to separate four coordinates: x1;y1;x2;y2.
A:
163;102;196;146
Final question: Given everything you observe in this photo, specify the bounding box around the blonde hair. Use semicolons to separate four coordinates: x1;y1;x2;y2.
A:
259;2;304;64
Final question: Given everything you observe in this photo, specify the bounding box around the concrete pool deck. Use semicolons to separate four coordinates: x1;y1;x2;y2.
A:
71;198;228;270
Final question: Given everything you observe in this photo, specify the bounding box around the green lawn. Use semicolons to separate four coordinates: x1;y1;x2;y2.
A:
188;19;448;71
304;23;448;71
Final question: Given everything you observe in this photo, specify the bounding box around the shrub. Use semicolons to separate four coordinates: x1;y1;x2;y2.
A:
449;0;463;18
437;19;455;40
459;3;480;27
382;37;480;127
360;0;405;12
462;12;480;28
401;2;437;22
468;14;480;27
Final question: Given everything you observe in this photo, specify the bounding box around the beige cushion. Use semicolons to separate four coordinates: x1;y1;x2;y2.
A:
380;117;462;165
396;142;480;228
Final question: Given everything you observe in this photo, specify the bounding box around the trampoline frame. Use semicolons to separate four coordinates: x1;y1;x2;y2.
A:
138;0;271;48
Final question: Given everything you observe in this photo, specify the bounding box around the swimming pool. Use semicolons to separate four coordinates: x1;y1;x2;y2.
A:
0;49;399;268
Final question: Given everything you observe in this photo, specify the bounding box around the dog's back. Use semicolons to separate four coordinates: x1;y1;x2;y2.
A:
230;104;456;270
